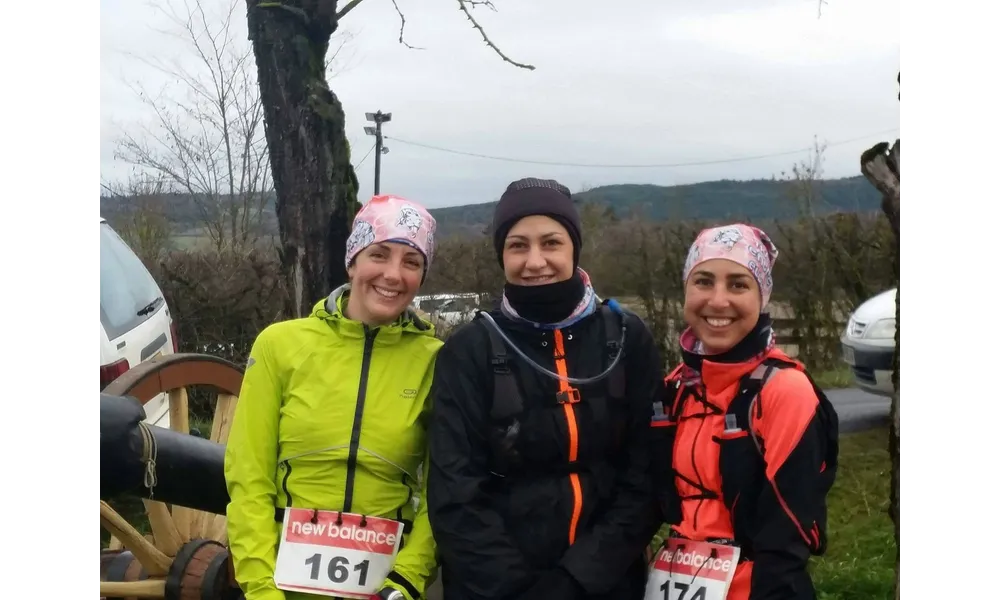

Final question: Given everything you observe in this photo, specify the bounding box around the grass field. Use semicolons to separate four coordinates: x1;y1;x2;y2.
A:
810;426;896;599
812;364;855;389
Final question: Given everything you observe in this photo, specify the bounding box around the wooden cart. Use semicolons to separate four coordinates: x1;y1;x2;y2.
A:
100;353;245;600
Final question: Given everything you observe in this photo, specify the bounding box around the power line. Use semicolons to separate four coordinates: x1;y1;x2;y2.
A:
354;143;377;169
384;128;899;169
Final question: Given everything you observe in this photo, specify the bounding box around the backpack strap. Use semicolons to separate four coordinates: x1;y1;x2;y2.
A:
798;368;840;486
478;314;524;421
726;355;841;469
726;357;791;457
600;302;627;401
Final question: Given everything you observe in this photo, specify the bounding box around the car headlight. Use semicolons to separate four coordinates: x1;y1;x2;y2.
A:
865;318;897;340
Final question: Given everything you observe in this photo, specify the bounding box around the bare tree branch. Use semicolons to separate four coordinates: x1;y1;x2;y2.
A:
112;0;274;254
335;0;368;21
324;29;359;78
327;0;532;70
391;0;423;50
463;0;497;9
456;0;535;70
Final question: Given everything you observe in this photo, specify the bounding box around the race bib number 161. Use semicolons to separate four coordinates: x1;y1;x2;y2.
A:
273;508;404;599
644;538;741;600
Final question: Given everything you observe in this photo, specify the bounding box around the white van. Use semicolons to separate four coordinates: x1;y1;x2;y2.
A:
412;293;483;327
840;287;897;397
100;218;176;428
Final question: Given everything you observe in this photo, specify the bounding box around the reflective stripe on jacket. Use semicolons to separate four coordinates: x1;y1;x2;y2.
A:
225;285;443;600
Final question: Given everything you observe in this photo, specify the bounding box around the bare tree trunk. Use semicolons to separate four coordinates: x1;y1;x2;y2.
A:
246;0;360;318
860;137;900;600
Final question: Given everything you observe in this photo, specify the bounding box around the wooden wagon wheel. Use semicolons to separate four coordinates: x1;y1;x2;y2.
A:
100;352;244;600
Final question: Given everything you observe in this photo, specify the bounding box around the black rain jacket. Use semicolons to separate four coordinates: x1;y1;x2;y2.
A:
427;303;665;600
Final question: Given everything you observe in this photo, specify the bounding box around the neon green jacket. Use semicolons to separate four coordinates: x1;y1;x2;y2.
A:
225;286;443;600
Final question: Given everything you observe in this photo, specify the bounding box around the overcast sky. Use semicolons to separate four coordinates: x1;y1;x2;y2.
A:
100;0;900;209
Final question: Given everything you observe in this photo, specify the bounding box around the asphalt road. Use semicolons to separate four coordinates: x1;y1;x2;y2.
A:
825;386;892;433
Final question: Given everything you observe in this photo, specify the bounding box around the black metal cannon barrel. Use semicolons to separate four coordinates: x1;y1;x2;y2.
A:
100;393;230;515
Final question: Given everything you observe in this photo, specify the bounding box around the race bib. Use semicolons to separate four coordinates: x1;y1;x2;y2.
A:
273;508;404;599
644;538;741;600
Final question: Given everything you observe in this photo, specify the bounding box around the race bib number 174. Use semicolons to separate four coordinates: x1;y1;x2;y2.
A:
644;538;741;600
273;508;404;599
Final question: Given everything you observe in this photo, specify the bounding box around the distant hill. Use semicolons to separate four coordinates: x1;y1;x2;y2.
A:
99;176;882;239
428;176;882;236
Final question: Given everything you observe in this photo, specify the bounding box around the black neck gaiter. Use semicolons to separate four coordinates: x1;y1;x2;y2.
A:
504;270;585;325
681;313;775;373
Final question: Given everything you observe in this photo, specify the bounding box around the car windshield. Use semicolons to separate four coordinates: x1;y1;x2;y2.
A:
100;222;163;340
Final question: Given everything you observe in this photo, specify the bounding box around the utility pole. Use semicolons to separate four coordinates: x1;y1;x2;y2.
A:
364;111;391;195
892;71;906;600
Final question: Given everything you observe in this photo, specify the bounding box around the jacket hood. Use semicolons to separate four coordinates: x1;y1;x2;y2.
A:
310;283;437;340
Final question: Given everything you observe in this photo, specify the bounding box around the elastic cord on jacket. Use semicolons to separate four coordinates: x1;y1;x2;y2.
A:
476;299;627;385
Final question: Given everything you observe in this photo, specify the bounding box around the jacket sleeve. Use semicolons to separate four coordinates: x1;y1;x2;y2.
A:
748;368;829;600
383;360;440;600
426;334;536;599
558;315;664;595
225;327;285;600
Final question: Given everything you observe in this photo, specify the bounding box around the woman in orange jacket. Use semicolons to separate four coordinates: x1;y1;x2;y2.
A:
648;224;838;600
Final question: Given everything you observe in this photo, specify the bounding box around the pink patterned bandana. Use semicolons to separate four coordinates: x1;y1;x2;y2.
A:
345;195;437;272
682;223;779;309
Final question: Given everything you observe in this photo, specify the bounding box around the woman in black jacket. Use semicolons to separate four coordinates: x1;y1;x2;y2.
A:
426;178;666;600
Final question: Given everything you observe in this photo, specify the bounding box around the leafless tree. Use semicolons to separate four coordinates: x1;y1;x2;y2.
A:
101;175;175;266
112;0;356;256
778;137;828;219
245;0;535;318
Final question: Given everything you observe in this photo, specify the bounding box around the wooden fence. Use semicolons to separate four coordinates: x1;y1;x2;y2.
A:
419;294;849;361
612;297;847;358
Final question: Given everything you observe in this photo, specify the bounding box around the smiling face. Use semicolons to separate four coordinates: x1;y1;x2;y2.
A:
683;258;762;354
501;215;575;286
346;241;425;326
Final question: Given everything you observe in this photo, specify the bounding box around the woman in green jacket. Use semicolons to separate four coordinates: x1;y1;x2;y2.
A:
225;194;443;600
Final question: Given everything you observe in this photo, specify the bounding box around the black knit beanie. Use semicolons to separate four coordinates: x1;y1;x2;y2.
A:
492;177;583;268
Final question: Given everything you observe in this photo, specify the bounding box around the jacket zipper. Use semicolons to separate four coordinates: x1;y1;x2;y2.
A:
553;329;583;546
343;325;378;513
690;402;709;531
281;460;293;508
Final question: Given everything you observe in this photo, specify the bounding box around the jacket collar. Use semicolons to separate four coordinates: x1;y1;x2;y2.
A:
311;284;435;342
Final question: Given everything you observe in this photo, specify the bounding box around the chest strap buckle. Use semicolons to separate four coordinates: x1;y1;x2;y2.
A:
556;388;581;404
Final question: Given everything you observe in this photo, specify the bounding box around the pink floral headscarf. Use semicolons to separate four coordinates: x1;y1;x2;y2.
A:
345;195;437;274
682;223;779;310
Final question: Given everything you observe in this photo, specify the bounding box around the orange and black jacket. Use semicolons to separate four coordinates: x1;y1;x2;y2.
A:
427;305;664;600
650;326;836;600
